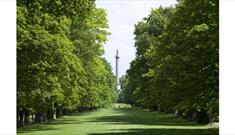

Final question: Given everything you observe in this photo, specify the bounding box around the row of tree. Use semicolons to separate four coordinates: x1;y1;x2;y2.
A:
119;0;218;124
17;0;116;126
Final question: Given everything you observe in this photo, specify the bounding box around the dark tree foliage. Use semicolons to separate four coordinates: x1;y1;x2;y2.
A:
119;0;218;124
17;0;116;126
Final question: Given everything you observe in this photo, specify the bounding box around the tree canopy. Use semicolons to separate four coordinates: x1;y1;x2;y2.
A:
17;0;116;126
119;0;218;124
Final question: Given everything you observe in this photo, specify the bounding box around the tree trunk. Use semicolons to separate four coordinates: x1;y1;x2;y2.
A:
24;110;29;125
158;104;161;112
47;110;56;120
63;109;68;115
47;110;53;120
17;110;20;127
197;109;209;124
209;105;213;125
53;110;56;119
19;110;24;126
56;107;62;118
34;112;42;123
42;112;47;122
31;114;35;124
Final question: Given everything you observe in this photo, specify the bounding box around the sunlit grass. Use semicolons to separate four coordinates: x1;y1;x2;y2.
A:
17;107;218;135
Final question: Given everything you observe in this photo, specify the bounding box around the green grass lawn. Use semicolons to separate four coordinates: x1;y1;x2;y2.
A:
17;107;218;135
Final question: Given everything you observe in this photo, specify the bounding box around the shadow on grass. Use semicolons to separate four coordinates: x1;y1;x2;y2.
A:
46;118;82;125
17;124;58;133
89;128;219;135
17;110;97;134
17;108;219;135
17;118;82;133
89;108;200;126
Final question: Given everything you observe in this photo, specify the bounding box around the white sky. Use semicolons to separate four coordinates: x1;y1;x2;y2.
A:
96;0;178;77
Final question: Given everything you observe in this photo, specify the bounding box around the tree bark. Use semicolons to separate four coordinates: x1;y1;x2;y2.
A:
47;110;56;120
17;110;20;127
31;114;35;124
24;109;29;125
197;109;209;124
19;110;24;126
209;105;213;125
34;112;42;123
42;112;47;122
56;107;62;118
47;110;53;120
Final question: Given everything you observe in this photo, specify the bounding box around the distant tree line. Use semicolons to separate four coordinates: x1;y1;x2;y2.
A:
118;0;218;124
17;0;116;126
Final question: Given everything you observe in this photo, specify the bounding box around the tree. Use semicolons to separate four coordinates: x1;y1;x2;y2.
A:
120;0;218;123
17;0;116;126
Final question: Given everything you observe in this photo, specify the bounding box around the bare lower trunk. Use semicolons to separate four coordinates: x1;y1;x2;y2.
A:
158;104;161;112
34;112;42;123
209;106;213;125
24;110;29;125
31;114;35;124
47;110;56;120
42;112;48;122
47;110;53;120
56;107;62;118
19;110;24;126
17;111;20;127
53;111;56;119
